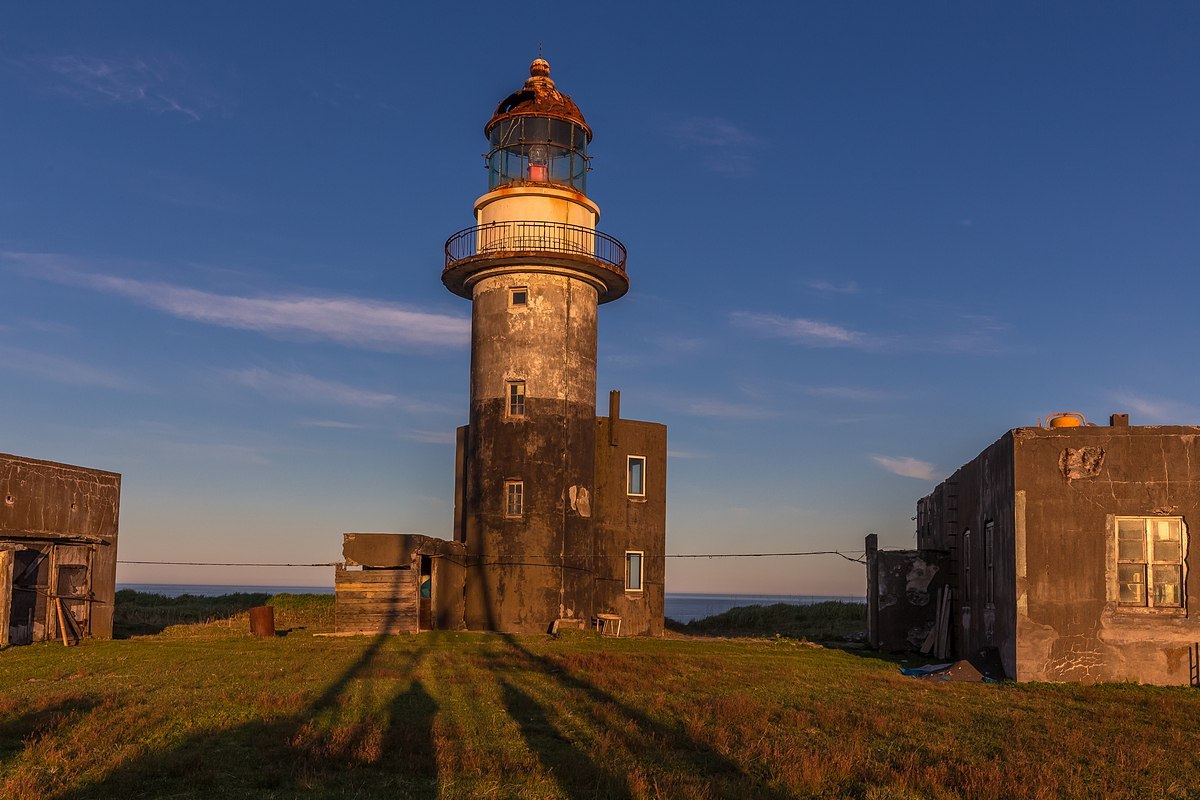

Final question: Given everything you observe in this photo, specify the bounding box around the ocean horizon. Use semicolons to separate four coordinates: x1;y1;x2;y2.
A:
117;583;865;624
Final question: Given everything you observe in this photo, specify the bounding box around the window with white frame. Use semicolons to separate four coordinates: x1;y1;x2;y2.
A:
509;287;528;307
504;480;523;518
984;521;995;607
507;380;526;417
627;455;646;497
1117;516;1185;608
625;551;643;592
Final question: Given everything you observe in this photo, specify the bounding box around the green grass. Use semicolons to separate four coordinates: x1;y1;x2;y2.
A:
112;590;335;636
668;601;867;642
2;593;1198;799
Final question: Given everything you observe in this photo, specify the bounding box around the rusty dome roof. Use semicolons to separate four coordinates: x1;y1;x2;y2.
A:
485;58;592;142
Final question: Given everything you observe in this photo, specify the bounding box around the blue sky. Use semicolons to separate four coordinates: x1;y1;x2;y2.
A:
1;3;1197;593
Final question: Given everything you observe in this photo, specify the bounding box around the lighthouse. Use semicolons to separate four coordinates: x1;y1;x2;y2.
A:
442;58;665;635
334;58;664;637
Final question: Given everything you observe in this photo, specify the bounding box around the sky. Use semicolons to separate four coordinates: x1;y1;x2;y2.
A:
1;3;1198;594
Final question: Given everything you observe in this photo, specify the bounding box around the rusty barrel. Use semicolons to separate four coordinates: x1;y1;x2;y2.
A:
249;605;275;637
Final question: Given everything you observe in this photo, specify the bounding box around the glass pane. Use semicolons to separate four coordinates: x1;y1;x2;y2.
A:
628;458;645;495
1118;519;1145;540
627;553;642;590
1118;564;1147;605
1153;539;1182;564
1151;518;1181;542
1152;565;1183;607
1118;539;1145;561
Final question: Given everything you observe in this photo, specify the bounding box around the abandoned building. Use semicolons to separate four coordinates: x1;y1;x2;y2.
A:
336;58;666;637
1;452;121;647
867;413;1200;685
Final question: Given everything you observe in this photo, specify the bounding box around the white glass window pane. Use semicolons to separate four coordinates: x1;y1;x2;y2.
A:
626;553;642;590
1118;564;1147;605
1152;565;1183;607
628;458;645;495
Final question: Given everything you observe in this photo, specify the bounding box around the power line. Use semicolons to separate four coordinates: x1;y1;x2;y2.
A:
117;550;867;567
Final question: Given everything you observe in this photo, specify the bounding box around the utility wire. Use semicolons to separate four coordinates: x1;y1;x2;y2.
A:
117;550;868;567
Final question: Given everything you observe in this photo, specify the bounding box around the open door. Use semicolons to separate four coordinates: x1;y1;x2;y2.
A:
10;548;49;645
418;555;432;631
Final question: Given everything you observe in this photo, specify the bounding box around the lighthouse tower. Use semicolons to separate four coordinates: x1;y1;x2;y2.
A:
442;58;662;635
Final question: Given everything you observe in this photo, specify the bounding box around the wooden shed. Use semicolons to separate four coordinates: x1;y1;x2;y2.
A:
335;533;466;634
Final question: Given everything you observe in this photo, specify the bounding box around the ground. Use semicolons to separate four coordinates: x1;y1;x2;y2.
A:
1;596;1199;799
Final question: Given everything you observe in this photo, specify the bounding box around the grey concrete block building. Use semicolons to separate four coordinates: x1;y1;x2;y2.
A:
868;414;1200;684
336;59;666;637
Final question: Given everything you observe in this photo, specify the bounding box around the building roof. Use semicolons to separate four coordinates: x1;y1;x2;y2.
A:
485;58;592;142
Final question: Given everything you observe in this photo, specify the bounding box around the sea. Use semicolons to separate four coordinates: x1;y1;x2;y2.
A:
118;584;864;624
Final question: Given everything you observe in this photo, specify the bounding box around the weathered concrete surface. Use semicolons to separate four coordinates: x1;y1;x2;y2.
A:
909;425;1200;684
0;452;120;642
593;416;667;637
866;544;950;652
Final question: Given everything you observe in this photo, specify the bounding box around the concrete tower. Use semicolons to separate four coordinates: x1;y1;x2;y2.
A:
443;59;638;634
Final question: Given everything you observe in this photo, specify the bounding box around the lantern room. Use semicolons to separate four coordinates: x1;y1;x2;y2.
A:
484;58;592;194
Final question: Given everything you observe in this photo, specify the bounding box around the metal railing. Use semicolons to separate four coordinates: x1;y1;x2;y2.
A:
445;221;626;273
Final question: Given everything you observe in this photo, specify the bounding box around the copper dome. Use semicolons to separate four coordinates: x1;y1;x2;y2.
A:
485;58;592;142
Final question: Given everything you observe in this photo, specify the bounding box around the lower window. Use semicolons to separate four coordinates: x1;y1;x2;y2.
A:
504;480;523;518
1116;516;1185;608
625;551;643;592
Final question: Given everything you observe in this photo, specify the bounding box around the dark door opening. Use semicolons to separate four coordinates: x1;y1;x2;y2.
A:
418;556;432;631
10;548;49;645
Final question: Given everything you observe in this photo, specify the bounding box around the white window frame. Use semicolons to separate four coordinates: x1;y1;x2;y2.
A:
506;380;526;417
1115;516;1186;611
504;480;523;519
625;550;644;593
509;286;528;307
627;455;646;498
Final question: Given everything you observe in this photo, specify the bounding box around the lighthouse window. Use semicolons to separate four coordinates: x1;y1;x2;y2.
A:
487;116;589;193
627;456;646;497
509;287;527;306
625;551;644;592
507;381;526;417
504;481;524;518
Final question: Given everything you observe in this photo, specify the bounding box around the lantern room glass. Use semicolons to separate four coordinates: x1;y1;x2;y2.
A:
488;116;588;193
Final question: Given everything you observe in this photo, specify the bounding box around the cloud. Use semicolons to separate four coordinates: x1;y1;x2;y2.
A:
671;116;761;176
805;386;890;402
730;311;867;347
871;455;939;481
226;368;447;414
36;54;216;120
667;449;709;459
0;345;132;390
680;399;778;420
1111;393;1200;425
402;430;457;445
298;420;366;430
2;252;470;350
804;280;860;295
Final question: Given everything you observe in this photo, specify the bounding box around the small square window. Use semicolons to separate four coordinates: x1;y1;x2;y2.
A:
627;456;646;497
625;551;643;592
507;381;526;417
510;287;528;307
504;480;523;518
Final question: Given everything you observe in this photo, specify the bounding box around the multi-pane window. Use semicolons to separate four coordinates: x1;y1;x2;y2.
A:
1117;517;1185;608
627;456;646;497
504;480;523;518
625;551;643;592
984;521;995;606
507;381;526;417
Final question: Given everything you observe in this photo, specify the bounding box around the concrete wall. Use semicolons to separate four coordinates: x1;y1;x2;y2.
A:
866;540;950;652
463;271;599;633
593;416;666;636
1013;426;1200;684
475;184;599;229
0;453;120;642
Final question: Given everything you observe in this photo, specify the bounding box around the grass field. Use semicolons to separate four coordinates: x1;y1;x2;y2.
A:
2;594;1200;799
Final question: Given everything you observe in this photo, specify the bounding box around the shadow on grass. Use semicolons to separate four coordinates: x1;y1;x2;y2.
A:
0;697;101;768
497;633;795;800
49;601;438;799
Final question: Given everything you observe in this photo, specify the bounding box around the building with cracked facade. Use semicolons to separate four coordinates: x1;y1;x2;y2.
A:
867;414;1200;684
1;452;121;646
335;59;666;637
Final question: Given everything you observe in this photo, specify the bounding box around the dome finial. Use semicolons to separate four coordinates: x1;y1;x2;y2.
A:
530;56;550;78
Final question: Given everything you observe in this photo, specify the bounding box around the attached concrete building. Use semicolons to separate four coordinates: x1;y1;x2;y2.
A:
335;58;666;637
1;452;121;646
868;414;1200;684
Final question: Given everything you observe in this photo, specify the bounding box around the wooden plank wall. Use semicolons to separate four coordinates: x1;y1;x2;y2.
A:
335;567;418;634
0;549;11;647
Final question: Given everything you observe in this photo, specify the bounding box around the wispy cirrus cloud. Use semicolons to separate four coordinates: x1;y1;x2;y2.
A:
2;252;470;350
299;420;367;430
671;116;762;177
804;280;860;294
1111;393;1200;425
0;345;133;390
402;430;457;445
731;311;867;347
806;386;891;403
680;399;778;420
226;368;449;413
871;455;939;481
33;53;220;120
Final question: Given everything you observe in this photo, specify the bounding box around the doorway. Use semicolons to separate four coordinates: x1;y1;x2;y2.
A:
418;555;432;631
